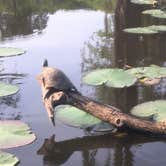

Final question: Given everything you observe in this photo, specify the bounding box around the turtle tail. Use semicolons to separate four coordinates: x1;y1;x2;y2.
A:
43;59;48;67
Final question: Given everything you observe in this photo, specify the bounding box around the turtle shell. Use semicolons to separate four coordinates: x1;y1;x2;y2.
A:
41;67;76;91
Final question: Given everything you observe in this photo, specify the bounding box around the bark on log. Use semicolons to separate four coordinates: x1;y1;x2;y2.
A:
37;67;166;135
67;92;166;134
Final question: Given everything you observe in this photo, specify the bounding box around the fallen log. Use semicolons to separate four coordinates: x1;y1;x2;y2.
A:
37;63;166;135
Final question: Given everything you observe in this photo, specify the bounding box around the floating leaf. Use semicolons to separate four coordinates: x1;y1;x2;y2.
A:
148;25;166;32
131;0;154;5
123;27;158;34
82;69;111;86
105;69;137;88
0;120;36;149
55;105;101;128
0;151;19;166
126;65;166;79
83;68;137;88
0;82;19;97
93;122;115;132
130;100;166;122
0;47;25;57
142;9;166;19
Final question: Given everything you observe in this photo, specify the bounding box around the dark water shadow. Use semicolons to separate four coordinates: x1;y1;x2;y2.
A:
37;132;166;166
81;0;166;113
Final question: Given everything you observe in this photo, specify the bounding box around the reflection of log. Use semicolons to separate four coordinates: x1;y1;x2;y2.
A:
38;133;164;154
37;133;165;165
37;67;166;135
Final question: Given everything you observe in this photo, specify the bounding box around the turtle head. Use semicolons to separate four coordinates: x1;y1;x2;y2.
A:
43;59;48;67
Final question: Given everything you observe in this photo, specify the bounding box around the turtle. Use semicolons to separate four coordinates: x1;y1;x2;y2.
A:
37;59;78;125
41;59;78;95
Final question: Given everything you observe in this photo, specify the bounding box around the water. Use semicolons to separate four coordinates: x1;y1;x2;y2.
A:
0;1;166;166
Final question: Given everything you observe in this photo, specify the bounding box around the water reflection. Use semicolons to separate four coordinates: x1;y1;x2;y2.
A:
0;72;26;120
0;0;115;40
81;0;166;112
81;13;114;72
0;0;166;165
38;133;166;166
0;9;48;39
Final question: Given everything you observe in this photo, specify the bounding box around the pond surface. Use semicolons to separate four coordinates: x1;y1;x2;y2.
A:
0;0;166;166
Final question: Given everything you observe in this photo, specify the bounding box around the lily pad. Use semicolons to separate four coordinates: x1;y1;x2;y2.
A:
0;151;19;166
131;0;154;5
142;9;166;19
0;82;19;97
82;69;110;86
93;122;115;132
0;120;36;149
123;27;158;34
126;65;166;79
130;100;166;122
55;105;101;128
0;47;25;57
83;68;137;88
148;25;166;32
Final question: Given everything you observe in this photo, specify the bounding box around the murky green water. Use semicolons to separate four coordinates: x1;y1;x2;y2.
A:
0;0;166;166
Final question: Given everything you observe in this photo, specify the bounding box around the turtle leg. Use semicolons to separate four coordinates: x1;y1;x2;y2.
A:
44;97;55;126
43;91;67;126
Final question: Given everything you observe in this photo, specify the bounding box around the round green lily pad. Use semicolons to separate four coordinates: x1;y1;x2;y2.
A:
130;100;166;122
0;47;25;57
55;105;101;128
126;65;166;79
93;122;115;132
123;27;158;34
131;0;154;5
0;82;19;97
0;120;36;149
142;9;166;19
82;68;137;88
82;69;110;86
148;25;166;32
0;151;19;166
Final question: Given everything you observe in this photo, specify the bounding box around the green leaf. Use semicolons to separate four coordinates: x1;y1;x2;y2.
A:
55;105;101;128
0;47;25;57
148;25;166;32
82;68;137;88
0;151;19;166
126;65;166;79
82;69;111;86
0;120;36;149
105;69;137;88
93;122;115;132
131;0;154;5
130;100;166;122
123;27;158;34
142;9;166;19
0;82;19;97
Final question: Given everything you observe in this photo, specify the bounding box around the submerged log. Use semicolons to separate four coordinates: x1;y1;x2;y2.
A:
37;66;166;135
